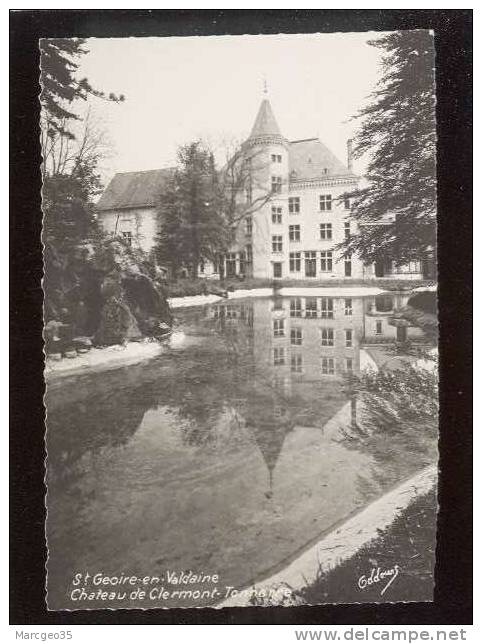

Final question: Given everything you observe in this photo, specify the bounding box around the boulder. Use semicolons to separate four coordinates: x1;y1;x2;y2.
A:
72;336;93;351
121;273;172;338
95;296;143;346
44;320;74;355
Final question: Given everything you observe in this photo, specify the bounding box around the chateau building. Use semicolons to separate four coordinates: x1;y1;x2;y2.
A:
96;94;423;280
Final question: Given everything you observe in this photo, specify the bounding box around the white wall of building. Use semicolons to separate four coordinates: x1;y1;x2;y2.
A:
97;208;159;253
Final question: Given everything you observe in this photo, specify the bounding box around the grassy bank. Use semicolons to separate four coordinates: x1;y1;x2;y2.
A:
293;487;437;604
165;277;434;298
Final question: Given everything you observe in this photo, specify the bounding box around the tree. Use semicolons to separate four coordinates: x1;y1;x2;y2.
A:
218;139;273;227
340;30;436;266
41;107;113;181
341;355;438;488
40;38;124;140
154;137;274;278
154;141;231;278
42;157;103;326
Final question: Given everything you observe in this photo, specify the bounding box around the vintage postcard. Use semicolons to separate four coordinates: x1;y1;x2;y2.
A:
41;31;438;611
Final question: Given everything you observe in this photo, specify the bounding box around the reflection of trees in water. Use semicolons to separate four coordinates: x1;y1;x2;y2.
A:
169;314;300;489
46;370;159;485
47;331;296;493
341;357;438;494
48;297;360;492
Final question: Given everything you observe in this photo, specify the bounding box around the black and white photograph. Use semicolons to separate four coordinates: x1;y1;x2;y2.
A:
38;28;442;612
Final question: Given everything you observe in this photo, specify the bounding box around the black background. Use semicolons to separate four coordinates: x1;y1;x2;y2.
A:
10;9;473;626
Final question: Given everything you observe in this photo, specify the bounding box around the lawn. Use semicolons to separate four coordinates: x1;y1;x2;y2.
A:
294;486;437;604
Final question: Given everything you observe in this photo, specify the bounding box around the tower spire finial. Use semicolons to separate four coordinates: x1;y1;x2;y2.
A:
263;75;268;96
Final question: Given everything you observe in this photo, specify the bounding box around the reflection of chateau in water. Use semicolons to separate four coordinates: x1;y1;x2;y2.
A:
46;295;435;610
208;293;427;495
47;294;427;499
211;294;425;387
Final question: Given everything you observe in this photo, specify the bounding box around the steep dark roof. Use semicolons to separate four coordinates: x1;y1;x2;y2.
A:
96;168;175;211
249;98;282;139
288;138;354;181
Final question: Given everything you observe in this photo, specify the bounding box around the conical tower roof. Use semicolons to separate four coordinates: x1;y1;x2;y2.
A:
249;98;282;139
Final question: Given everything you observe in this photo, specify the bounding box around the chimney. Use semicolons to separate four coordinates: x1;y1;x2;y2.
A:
347;139;353;172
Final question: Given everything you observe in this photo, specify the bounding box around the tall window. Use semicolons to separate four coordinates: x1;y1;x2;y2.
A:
239;251;246;275
291;354;303;373
344;221;351;238
305;251;317;277
273;319;284;337
246;244;252;268
273;347;285;366
345;329;353;347
344;197;351;210
226;252;237;278
290;298;302;318
376;320;383;335
226;305;237;319
321;357;335;375
344;255;352;277
305;298;318;318
319;194;332;211
289;252;301;272
320;251;333;272
245;216;252;236
289;197;300;213
289;224;300;242
345;358;353;372
243;156;252;204
290;327;302;345
344;298;352;316
271;176;282;193
121;231;133;246
272;235;282;252
271;206;282;224
271;154;282;163
245;183;252;204
320;297;334;319
320;223;333;240
321;328;334;346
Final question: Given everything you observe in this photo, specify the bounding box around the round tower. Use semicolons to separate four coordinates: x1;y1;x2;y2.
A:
242;92;289;279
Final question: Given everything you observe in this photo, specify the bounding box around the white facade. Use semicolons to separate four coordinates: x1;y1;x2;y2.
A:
231;169;364;281
97;207;159;254
96;96;424;281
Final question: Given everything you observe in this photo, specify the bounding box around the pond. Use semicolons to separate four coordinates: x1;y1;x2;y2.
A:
45;293;433;610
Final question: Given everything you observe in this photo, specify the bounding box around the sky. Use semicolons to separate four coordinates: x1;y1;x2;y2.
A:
75;32;387;181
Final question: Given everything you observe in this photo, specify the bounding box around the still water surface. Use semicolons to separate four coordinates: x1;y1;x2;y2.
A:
46;294;431;609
